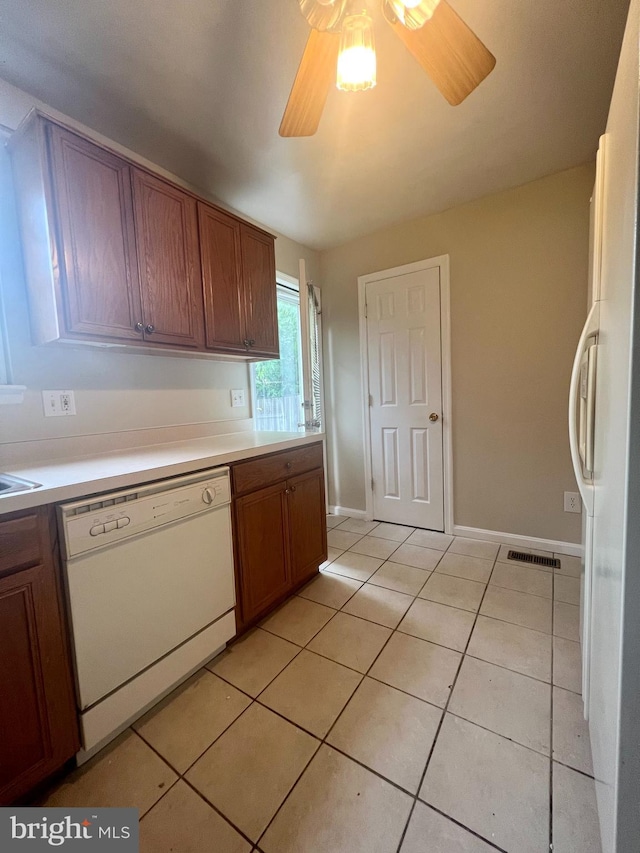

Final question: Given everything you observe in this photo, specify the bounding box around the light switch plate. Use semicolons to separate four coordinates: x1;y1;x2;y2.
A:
43;390;77;417
230;389;246;408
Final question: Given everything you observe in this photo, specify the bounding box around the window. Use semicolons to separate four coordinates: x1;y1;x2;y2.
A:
252;269;323;434
252;281;304;432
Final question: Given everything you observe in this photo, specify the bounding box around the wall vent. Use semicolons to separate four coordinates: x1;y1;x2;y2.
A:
507;550;560;569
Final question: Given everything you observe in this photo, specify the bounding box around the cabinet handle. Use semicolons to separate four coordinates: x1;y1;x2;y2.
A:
145;324;155;335
135;322;144;333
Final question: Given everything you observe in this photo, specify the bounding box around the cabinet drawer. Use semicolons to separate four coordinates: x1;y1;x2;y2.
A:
0;512;43;576
232;443;323;496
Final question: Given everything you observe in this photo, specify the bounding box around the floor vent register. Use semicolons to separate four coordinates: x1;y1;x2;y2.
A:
507;550;561;569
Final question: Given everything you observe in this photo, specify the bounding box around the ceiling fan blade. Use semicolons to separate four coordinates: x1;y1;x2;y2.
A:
389;0;495;106
279;29;340;138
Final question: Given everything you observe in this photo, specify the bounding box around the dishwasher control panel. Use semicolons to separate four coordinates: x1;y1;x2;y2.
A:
59;467;230;559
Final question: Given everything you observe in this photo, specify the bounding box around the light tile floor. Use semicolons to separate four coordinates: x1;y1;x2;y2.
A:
40;517;601;853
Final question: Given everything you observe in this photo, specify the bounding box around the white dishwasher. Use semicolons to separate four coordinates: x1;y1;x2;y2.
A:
59;466;236;759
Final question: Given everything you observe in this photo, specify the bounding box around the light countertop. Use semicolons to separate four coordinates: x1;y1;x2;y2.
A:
0;431;324;515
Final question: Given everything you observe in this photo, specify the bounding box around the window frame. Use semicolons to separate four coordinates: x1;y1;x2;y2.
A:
250;272;305;433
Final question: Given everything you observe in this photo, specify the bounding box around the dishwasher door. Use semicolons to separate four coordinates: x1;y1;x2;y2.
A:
67;505;234;710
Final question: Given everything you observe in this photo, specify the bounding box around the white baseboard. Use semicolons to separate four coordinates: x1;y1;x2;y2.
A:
451;525;583;557
328;505;369;520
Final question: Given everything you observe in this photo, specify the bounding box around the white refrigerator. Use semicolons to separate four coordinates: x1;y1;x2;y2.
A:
568;1;640;850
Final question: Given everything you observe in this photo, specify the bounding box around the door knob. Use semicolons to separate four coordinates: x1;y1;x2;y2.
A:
429;413;439;422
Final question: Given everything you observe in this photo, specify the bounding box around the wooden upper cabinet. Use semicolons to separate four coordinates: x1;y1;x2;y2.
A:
46;125;143;341
198;203;245;352
240;224;279;357
10;112;280;358
199;208;279;357
132;170;204;348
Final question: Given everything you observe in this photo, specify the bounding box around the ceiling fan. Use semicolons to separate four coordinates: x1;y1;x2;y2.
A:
280;0;496;137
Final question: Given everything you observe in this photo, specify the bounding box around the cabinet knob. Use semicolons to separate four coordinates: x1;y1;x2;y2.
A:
243;339;251;349
135;322;144;333
249;339;256;346
145;324;155;335
286;461;292;469
285;488;291;495
290;485;296;492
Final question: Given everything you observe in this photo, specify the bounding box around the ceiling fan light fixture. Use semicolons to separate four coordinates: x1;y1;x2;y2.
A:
336;11;377;92
389;0;440;30
298;0;344;30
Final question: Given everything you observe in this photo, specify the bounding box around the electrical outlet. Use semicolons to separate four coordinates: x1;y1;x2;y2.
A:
42;390;76;417
564;491;581;513
230;389;246;408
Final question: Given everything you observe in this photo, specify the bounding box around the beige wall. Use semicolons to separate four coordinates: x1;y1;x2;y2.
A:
0;81;319;449
321;164;594;544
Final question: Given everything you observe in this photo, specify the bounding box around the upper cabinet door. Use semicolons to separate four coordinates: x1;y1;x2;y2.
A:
46;125;143;341
198;203;246;352
132;170;204;348
240;225;279;357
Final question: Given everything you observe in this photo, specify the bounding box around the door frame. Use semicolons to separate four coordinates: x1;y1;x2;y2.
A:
358;255;453;534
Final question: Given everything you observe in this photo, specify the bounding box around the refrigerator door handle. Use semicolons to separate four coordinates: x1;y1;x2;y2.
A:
585;343;598;475
569;301;600;515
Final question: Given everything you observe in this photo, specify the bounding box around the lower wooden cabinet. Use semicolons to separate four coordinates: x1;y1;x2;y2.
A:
232;443;327;630
288;468;327;585
0;507;79;805
234;482;291;623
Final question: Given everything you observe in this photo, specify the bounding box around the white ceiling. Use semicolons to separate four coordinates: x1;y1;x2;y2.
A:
0;0;630;249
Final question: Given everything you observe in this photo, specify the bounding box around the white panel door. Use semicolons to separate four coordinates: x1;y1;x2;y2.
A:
366;267;443;529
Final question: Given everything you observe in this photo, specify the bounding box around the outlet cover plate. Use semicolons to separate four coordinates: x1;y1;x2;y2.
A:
564;491;581;513
43;390;77;417
230;389;246;408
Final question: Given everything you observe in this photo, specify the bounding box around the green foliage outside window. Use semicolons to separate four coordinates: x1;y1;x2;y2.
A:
255;298;300;398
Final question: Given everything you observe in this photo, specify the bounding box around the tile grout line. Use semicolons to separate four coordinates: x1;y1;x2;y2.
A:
127;730;183;819
253;531;459;850
133;683;325;849
219;573;587;774
132;533;568;850
48;529;582;851
405;803;509;853
552;758;596;781
134;629;329;847
130;708;260;847
251;529;464;849
348;532;406;561
463;650;553;688
393;552;501;853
